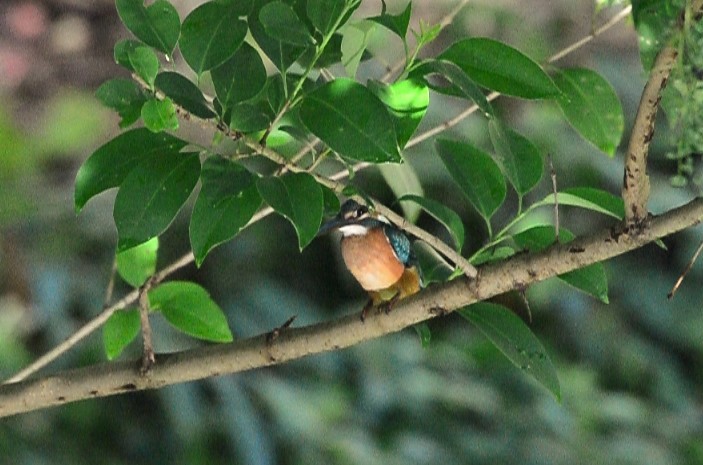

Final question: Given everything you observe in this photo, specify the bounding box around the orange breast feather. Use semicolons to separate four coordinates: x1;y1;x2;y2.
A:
340;228;404;291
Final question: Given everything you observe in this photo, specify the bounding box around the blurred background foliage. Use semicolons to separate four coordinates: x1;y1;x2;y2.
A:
1;0;703;464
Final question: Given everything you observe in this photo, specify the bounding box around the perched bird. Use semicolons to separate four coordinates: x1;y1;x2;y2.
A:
319;199;423;317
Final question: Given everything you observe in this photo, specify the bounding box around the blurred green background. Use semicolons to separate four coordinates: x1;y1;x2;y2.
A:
1;0;703;464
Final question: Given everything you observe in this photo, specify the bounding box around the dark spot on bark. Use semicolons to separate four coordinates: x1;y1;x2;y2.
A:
429;306;448;316
569;246;585;253
89;390;99;396
527;269;537;278
119;383;137;391
57;396;65;402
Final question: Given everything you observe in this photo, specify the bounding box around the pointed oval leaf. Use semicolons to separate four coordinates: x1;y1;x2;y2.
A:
180;1;248;74
116;0;180;54
212;42;267;109
300;78;401;163
154;72;215;119
410;59;494;117
259;1;313;46
190;157;262;266
488;120;543;197
95;78;147;128
141;97;179;132
257;173;323;250
439;37;559;99
459;302;560;400
128;45;160;88
116;236;159;287
378;164;423;223
436;138;506;222
114;152;201;251
369;78;429;148
149;281;233;343
103;308;141;360
470;245;515;266
398;194;465;251
74;128;188;212
534;189;624;220
229;101;273;132
552;68;624;156
114;39;142;71
249;1;306;72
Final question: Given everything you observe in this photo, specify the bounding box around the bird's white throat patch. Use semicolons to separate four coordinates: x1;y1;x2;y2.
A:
338;224;369;236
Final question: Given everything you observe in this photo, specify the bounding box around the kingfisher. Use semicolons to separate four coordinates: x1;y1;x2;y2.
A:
319;199;423;318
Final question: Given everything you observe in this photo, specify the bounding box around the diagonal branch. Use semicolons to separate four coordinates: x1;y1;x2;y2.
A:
2;198;702;418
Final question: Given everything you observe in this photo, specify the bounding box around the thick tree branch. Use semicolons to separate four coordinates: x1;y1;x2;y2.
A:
2;198;702;418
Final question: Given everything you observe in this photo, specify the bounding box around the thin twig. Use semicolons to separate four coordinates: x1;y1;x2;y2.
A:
668;239;703;299
548;154;560;242
138;286;155;372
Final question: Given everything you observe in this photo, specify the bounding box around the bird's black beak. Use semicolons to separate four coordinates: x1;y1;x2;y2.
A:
317;215;345;236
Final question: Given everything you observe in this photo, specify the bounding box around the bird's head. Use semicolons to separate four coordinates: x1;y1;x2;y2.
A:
318;199;387;237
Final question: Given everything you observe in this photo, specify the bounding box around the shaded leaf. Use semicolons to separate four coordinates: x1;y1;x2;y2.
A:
368;1;411;39
141;97;179;132
436;138;506;226
534;189;624;220
257;173;323;250
259;1;313;46
378;163;423;223
115;0;180;54
116;236;159;287
180;1;248;74
632;0;682;70
439;37;559;99
553;68;624;156
488;120;543;197
95;78;147;128
470;245;516;266
340;21;374;78
369;78;429;148
190;157;262;266
300;78;400;163
249;0;306;72
103;308;141;360
414;323;432;348
114;152;201;251
150;281;233;342
74;128;188;212
229;101;273;132
114;39;142;71
459;302;561;401
307;0;347;34
155;72;215;119
398;194;465;251
212;42;267;108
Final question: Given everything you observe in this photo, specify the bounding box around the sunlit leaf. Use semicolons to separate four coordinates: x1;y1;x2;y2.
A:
149;281;233;342
141;97;179;132
369;78;429;148
128;45;159;89
459;302;561;401
116;237;159;287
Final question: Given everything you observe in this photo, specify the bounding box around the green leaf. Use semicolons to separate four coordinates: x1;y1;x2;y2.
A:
459;302;560;401
149;281;233;343
321;184;341;216
154;72;215;119
141;97;179;132
436;138;506;228
257;173;323;250
103;308;141;360
249;0;306;72
115;0;180;54
398;194;465;251
340;21;374;78
116;236;159;287
212;42;267;109
114;152;201;251
179;1;248;74
378;164;423;223
300;78;401;163
368;1;411;39
534;189;624;220
114;39;142;71
95;78;147;128
307;0;347;34
552;68;624;156
229;101;273;132
488;120;543;197
470;245;515;266
190;157;262;266
632;0;683;70
439;37;559;99
368;78;429;148
259;1;313;46
128;45;159;89
414;322;431;348
410;59;494;117
74;128;188;212
512;226;609;303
